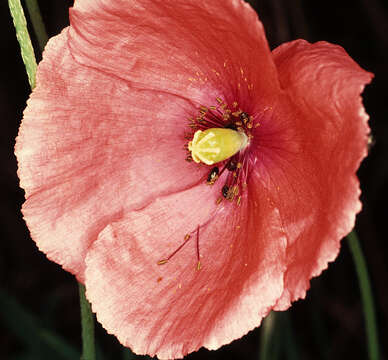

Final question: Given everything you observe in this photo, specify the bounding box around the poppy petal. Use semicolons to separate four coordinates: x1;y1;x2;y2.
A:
84;177;287;358
16;29;211;281
68;0;280;103
268;40;373;308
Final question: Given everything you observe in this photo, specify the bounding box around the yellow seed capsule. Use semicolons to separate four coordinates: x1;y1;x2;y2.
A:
188;128;248;165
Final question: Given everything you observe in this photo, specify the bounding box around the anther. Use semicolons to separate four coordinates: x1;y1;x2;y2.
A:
239;112;249;123
226;160;237;171
222;185;229;198
207;167;219;185
157;259;168;265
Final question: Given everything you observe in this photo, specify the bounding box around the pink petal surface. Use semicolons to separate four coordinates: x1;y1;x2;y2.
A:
16;29;211;281
85;172;287;359
269;40;373;309
68;0;280;105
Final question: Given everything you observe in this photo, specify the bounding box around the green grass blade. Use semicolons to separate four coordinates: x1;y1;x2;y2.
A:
259;311;277;360
347;231;380;360
25;0;48;52
79;283;96;360
8;0;37;89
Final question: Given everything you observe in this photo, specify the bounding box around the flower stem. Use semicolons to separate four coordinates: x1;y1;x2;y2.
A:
8;0;37;89
79;283;96;360
25;0;48;52
347;231;380;360
259;311;276;360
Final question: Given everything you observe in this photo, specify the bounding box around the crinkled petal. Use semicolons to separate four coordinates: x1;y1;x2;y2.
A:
85;177;287;359
264;40;373;309
68;0;280;106
15;29;210;281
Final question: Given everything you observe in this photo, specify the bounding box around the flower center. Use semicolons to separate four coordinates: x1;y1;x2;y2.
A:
184;98;258;206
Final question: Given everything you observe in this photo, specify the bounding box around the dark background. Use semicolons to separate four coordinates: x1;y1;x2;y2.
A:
1;0;387;359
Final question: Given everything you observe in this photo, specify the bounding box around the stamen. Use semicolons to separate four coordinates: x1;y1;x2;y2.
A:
226;160;237;171
157;234;191;265
222;185;229;198
240;112;249;123
207;167;219;185
196;226;201;271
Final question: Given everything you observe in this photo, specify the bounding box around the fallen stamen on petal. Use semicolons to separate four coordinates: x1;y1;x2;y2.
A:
157;227;204;270
195;226;201;270
157;234;191;265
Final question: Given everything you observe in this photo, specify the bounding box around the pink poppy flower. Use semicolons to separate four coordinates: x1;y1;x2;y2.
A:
16;0;373;358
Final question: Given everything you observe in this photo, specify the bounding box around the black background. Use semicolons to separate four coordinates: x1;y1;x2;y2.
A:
1;0;387;359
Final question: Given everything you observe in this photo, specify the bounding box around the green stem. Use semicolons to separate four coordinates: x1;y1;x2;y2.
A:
79;283;96;360
347;231;380;360
25;0;48;52
259;311;276;360
8;0;37;89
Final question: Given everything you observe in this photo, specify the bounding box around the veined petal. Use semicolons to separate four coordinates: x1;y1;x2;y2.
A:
16;29;209;281
267;40;373;308
68;0;280;106
85;179;287;359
